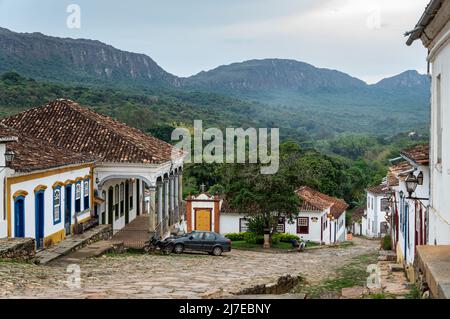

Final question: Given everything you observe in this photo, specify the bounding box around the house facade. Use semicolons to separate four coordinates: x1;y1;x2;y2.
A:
407;0;450;245
0;99;185;248
363;184;389;238
0;124;95;249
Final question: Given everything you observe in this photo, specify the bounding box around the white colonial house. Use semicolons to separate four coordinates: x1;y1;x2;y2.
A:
187;186;348;245
0;124;96;249
362;184;390;238
0;99;184;248
407;0;450;246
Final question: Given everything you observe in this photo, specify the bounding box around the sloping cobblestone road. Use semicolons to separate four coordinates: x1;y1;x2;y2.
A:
0;237;378;299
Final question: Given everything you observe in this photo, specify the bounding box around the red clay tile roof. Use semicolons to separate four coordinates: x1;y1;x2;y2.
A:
296;186;349;219
350;206;365;223
366;184;388;195
401;144;429;165
1;99;178;164
387;161;413;187
0;124;95;173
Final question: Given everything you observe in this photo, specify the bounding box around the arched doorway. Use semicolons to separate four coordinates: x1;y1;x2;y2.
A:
14;197;25;237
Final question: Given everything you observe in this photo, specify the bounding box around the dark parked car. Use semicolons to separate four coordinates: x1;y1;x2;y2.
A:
164;231;231;256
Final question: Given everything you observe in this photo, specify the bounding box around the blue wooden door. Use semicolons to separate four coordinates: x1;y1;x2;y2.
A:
14;198;25;237
35;192;45;249
65;186;72;235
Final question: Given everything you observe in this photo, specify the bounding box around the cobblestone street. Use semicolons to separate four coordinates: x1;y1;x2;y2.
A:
0;237;379;299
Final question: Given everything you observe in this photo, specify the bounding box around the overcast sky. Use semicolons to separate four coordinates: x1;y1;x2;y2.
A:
0;0;430;83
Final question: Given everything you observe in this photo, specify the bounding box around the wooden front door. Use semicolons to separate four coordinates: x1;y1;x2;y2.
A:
195;209;211;231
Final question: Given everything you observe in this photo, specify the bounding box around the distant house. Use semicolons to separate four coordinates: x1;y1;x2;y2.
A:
208;186;348;245
348;206;365;236
363;184;390;238
289;187;348;244
186;187;348;244
0;99;185;248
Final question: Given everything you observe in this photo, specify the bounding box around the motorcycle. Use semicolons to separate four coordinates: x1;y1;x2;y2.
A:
290;238;306;252
144;235;174;254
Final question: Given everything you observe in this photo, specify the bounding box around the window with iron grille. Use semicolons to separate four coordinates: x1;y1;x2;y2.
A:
277;217;285;233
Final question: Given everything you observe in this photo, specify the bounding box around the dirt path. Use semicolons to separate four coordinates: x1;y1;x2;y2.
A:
0;237;379;299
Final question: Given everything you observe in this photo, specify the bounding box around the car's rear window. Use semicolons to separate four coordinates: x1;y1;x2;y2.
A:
204;233;216;240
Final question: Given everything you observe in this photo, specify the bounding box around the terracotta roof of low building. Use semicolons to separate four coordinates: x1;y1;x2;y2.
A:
387;161;414;187
0;124;95;173
350;206;365;223
1;99;179;164
366;184;388;195
401;144;429;166
295;186;349;219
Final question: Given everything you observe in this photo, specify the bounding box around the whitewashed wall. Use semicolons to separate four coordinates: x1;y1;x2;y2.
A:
429;26;450;245
0;143;7;238
9;166;91;241
365;192;388;238
219;213;246;234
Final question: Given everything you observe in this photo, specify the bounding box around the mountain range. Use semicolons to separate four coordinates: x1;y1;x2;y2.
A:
0;27;430;141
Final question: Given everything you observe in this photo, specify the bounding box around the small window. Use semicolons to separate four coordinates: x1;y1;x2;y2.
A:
83;179;90;210
277;217;285;233
53;188;61;224
297;217;309;234
75;182;81;213
239;218;249;233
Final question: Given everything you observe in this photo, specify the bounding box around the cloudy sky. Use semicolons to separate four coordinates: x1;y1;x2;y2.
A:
0;0;430;83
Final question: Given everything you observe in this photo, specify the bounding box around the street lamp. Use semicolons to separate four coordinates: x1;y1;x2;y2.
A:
403;172;429;200
405;172;418;197
417;172;424;186
4;150;14;164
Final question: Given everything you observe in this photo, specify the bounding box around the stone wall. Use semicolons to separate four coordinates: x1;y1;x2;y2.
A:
236;274;301;295
0;238;35;262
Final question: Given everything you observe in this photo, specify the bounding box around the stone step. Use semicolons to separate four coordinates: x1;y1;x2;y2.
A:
389;263;405;272
56;240;124;264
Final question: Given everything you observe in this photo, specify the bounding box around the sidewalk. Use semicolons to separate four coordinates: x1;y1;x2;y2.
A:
35;225;112;265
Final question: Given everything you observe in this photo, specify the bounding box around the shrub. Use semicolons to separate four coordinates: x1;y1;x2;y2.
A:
273;233;300;243
247;216;266;235
382;235;392;251
225;233;247;241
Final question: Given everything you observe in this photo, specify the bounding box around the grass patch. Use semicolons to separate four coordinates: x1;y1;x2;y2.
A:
405;286;421;299
231;241;294;250
294;252;378;299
